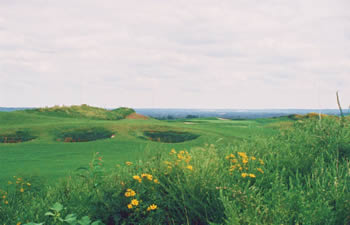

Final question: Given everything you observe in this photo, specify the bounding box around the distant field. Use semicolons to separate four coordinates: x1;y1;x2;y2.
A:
0;109;282;186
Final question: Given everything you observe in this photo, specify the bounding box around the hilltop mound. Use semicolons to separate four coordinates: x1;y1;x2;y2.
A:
288;112;330;120
26;104;136;120
125;112;149;120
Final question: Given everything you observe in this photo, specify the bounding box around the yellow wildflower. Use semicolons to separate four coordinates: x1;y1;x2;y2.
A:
154;179;160;184
5;200;8;204
257;168;264;173
238;152;247;158
127;204;133;209
231;159;238;163
147;204;158;211
131;199;139;206
133;175;141;183
125;192;131;197
17;223;21;225
179;150;185;154
229;165;236;171
125;161;133;166
20;188;24;193
185;156;191;163
251;156;256;160
259;159;264;165
2;195;5;199
225;155;230;160
242;158;248;164
177;154;184;160
141;173;147;178
186;165;193;171
146;174;153;181
241;173;248;178
249;173;256;178
170;149;176;154
27;183;31;186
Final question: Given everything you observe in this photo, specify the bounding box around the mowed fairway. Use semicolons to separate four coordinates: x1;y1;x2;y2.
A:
0;110;281;186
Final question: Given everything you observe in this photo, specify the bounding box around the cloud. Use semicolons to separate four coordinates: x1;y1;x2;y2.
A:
0;0;349;108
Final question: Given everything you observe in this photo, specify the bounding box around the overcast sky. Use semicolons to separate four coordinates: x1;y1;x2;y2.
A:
0;0;349;109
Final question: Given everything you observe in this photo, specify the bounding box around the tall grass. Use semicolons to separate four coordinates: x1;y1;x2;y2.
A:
0;117;349;224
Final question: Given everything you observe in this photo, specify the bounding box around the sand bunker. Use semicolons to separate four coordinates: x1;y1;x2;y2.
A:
56;127;114;142
0;131;36;144
143;130;199;143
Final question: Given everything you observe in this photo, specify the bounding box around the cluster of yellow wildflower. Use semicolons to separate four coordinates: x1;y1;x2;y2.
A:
125;188;136;197
132;173;159;184
124;188;158;212
225;152;264;178
1;190;8;205
127;198;139;209
125;171;160;212
147;204;158;211
167;149;193;171
9;176;31;193
124;188;139;209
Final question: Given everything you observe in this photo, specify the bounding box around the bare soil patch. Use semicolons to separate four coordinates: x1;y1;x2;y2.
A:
125;113;148;120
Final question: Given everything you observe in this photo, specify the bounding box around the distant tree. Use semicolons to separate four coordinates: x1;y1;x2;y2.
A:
167;115;175;120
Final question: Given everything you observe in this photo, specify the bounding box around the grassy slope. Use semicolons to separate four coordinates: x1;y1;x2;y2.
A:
0;111;283;186
24;105;135;120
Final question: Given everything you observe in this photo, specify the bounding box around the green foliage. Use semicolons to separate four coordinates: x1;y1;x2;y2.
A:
23;202;103;225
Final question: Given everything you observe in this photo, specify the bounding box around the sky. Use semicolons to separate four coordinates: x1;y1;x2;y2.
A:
0;0;349;109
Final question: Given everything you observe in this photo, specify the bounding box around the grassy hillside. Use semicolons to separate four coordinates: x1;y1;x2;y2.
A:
0;110;280;185
25;104;135;120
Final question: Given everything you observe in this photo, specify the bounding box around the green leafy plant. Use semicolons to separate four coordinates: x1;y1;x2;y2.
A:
23;202;103;225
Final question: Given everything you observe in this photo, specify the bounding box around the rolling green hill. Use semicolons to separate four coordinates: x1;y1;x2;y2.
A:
25;104;135;120
0;107;282;185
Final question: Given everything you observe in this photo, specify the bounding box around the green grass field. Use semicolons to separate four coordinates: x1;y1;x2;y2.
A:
0;109;280;185
0;107;349;224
